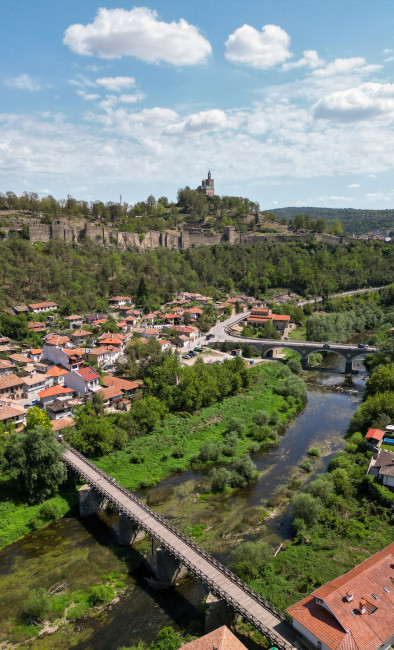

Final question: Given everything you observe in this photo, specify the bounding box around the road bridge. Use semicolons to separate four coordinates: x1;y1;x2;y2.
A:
63;447;301;650
210;315;377;373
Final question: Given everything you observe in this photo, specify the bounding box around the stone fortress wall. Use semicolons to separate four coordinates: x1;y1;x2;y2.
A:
5;219;347;250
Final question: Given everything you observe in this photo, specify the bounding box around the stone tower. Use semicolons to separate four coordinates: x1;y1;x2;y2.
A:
197;170;214;197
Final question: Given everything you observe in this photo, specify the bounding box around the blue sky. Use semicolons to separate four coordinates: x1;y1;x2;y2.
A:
2;0;394;209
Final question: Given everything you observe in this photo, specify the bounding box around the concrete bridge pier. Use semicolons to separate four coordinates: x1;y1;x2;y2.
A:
205;592;235;633
345;359;353;374
155;546;188;583
78;484;108;516
301;356;309;371
118;513;145;546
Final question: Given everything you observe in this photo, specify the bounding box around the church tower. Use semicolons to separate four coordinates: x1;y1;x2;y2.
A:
197;170;214;196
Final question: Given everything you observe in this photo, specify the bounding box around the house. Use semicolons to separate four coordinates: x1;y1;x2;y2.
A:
0;374;25;399
157;339;171;352
85;313;106;325
116;320;128;333
98;333;125;348
46;399;73;420
186;307;203;320
70;329;91;346
141;328;160;340
64;366;101;395
88;345;119;367
175;326;199;342
29;348;43;362
0;336;11;345
23;373;47;400
247;311;291;334
28;321;46;334
367;449;394;488
365;428;385;450
43;345;85;371
45;365;69;386
286;542;394;650
28;301;58;314
38;384;74;405
98;385;124;408
91;318;107;328
51;416;75;436
102;375;140;398
8;353;31;366
12;304;29;315
45;334;71;348
109;296;132;309
0;360;15;376
163;313;183;326
142;313;156;325
181;627;247;650
64;315;83;329
0;402;26;431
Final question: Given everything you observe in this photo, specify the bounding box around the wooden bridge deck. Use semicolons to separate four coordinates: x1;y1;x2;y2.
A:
63;448;301;650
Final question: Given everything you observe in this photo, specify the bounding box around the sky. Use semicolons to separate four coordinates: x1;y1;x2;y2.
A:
2;0;394;209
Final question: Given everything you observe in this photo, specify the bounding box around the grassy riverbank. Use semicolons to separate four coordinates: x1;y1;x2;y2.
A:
95;363;305;490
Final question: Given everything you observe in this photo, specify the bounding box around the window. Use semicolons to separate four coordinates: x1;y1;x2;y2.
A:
317;642;322;650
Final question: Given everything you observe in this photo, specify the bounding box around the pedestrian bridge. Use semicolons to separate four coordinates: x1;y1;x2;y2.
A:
222;320;376;372
63;447;300;650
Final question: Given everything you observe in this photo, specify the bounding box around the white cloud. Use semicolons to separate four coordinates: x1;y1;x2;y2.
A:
348;183;360;188
119;93;145;104
282;50;324;71
312;57;381;77
64;7;212;65
5;73;42;91
96;76;136;92
77;90;100;101
314;82;394;121
164;109;228;135
225;24;292;69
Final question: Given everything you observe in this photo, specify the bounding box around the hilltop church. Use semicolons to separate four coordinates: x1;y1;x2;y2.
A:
197;170;214;197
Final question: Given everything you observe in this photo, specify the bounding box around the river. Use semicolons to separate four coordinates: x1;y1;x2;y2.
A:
0;348;368;650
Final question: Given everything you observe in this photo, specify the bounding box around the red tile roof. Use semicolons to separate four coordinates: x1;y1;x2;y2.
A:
38;385;74;398
77;366;100;382
287;542;394;650
51;417;75;431
45;365;69;377
365;428;385;441
64;314;83;320
28;301;57;309
29;348;42;355
182;627;247;650
71;329;91;337
102;376;139;391
99;385;123;400
45;335;70;346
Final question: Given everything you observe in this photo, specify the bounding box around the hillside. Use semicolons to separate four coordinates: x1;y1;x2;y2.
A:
272;207;394;236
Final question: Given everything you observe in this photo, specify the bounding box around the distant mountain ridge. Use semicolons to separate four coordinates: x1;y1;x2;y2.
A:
271;207;394;236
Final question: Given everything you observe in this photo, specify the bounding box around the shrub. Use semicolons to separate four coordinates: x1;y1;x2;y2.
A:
230;455;257;487
67;601;90;620
253;411;268;426
24;588;52;622
210;467;230;493
308;447;320;457
232;540;273;580
287;358;302;375
38;501;62;521
300;458;312;472
88;584;115;606
223;432;238;456
227;418;245;436
151;626;182;650
269;410;280;425
292;493;322;527
198;441;221;462
129;454;144;464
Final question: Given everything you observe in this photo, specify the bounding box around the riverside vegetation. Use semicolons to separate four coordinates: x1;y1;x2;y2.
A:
0;358;307;644
230;330;394;611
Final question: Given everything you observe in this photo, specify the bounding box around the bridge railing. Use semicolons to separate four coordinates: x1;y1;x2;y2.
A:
63;447;289;634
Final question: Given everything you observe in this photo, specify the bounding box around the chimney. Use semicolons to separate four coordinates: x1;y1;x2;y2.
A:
359;599;367;614
345;592;353;602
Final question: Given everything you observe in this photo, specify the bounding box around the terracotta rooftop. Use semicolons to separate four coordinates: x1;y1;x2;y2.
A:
71;329;91;337
64;315;83;320
28;301;57;309
0;360;14;370
9;353;31;364
38;385;74;399
23;373;46;386
45;365;69;377
287;542;394;650
29;348;43;355
0;404;25;421
365;428;385;441
45;335;70;346
102;375;140;391
77;366;100;382
99;385;124;400
51;417;75;431
0;374;25;389
181;626;247;650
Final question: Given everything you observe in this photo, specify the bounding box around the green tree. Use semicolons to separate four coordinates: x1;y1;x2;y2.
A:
151;627;181;650
5;426;67;503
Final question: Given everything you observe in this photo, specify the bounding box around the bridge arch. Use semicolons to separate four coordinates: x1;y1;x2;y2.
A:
262;345;303;359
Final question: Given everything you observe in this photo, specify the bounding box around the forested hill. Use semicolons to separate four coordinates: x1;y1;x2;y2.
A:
272;207;394;235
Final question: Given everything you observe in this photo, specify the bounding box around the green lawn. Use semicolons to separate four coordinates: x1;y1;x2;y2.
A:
289;325;307;341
